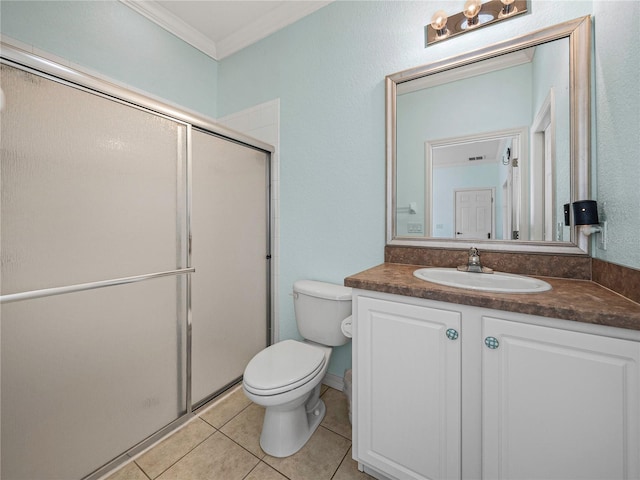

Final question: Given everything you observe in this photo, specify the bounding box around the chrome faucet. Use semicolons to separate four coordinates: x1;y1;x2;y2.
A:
457;247;493;274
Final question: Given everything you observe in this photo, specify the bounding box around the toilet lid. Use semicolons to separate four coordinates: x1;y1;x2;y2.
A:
243;340;326;394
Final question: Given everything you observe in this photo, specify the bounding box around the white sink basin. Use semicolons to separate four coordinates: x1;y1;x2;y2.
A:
413;268;552;293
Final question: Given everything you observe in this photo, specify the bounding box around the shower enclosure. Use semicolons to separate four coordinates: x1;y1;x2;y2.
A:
0;46;271;479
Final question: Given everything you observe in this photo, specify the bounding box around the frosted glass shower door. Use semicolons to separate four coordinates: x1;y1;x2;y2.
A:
1;64;188;479
191;130;270;406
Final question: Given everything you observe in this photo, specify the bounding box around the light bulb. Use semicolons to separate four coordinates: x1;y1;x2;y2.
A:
463;0;482;19
430;9;449;32
499;0;518;17
463;0;482;27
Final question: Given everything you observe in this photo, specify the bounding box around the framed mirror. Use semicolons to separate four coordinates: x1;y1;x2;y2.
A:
387;16;591;254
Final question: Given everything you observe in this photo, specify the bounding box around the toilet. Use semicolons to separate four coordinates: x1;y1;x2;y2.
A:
242;280;352;457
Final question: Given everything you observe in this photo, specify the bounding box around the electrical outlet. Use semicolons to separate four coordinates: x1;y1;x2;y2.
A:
407;223;423;233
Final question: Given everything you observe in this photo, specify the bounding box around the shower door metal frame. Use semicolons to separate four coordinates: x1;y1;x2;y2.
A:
189;126;273;411
1;42;273;480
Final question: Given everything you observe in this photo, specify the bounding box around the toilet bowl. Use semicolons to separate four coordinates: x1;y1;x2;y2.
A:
242;280;352;457
243;339;331;457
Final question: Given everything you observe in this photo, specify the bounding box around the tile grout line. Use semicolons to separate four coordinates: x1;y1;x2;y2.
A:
320;422;352;442
140;464;153;480
319;388;353;442
240;460;262;480
127;385;350;480
241;460;294;480
198;399;253;431
217;428;266;462
330;447;353;480
135;420;218;480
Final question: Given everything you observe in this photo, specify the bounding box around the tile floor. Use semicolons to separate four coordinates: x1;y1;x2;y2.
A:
104;384;374;480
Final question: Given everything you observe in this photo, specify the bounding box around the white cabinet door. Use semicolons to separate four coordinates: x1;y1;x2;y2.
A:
482;316;640;480
355;296;462;480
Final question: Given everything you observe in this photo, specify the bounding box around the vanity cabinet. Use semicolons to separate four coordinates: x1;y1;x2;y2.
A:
354;296;462;480
352;290;640;480
482;316;640;480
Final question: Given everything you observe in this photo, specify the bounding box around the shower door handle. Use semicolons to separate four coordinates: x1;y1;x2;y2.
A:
0;268;196;304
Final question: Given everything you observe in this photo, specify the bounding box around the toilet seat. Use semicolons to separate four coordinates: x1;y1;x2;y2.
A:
243;340;326;396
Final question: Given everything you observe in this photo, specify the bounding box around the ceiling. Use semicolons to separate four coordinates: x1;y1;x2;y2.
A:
432;137;508;168
120;0;333;60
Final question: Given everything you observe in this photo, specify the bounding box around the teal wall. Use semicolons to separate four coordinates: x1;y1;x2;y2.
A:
592;1;640;268
3;1;639;378
217;2;395;375
217;0;602;377
396;64;531;238
0;1;218;118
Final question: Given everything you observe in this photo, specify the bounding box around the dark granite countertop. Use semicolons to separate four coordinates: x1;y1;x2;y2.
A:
345;263;640;331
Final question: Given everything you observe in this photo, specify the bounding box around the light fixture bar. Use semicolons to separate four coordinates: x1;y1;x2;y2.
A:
425;0;528;47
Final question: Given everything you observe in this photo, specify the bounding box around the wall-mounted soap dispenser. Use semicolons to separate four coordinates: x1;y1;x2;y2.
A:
572;200;607;250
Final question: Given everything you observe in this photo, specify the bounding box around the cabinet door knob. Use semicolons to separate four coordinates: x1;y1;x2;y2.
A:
484;336;499;349
446;328;459;340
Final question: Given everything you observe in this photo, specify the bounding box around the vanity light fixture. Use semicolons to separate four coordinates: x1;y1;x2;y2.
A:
425;0;528;47
572;200;607;250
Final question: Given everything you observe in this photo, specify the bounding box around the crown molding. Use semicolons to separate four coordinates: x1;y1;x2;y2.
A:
216;1;332;59
120;0;218;59
120;0;332;61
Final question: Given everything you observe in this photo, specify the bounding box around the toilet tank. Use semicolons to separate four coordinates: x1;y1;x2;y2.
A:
293;280;352;347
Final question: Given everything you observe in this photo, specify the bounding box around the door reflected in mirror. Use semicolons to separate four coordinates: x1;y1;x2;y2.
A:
395;38;570;243
425;130;524;241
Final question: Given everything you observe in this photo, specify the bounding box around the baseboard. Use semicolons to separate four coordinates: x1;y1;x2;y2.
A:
322;372;344;391
362;463;395;480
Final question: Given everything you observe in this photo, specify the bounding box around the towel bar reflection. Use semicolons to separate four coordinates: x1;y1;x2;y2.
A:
397;202;417;214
